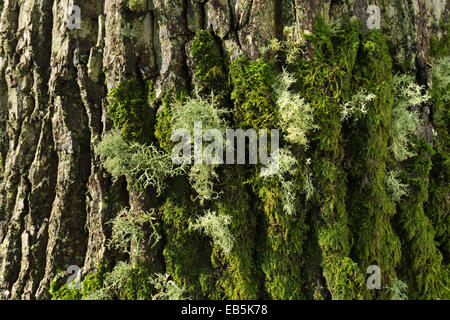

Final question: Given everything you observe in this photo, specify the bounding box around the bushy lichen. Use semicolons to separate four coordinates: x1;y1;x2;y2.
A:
149;273;190;300
273;70;318;147
390;74;429;162
190;210;235;256
386;279;408;300
108;208;161;261
170;92;229;203
95;130;185;195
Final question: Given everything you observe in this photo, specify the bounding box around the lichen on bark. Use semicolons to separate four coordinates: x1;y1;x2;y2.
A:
0;0;448;300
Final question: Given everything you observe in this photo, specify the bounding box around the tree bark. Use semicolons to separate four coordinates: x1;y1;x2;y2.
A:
0;0;447;299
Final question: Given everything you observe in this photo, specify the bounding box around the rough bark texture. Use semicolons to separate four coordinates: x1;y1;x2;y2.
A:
0;0;447;299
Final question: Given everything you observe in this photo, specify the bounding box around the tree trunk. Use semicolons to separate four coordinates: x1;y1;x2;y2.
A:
0;0;447;300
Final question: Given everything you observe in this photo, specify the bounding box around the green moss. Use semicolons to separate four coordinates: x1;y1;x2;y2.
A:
154;91;187;153
255;174;309;299
160;177;213;299
127;0;146;12
230;57;278;129
154;93;174;153
50;281;82;300
50;263;109;300
81;266;106;297
427;56;450;264
345;28;402;294
324;257;370;300
430;22;449;58
191;30;230;107
49;261;171;300
208;167;261;299
242;58;320;299
0;155;4;177
119;264;155;300
297;17;370;300
107;80;156;145
395;139;446;299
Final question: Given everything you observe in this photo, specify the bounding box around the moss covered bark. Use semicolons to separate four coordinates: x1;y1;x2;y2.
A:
0;1;448;300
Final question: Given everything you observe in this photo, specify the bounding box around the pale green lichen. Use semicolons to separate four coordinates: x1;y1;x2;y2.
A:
340;90;377;122
273;70;318;146
390;74;430;161
108;208;161;260
385;170;409;202
149;273;190;300
190;210;234;255
95;130;185;195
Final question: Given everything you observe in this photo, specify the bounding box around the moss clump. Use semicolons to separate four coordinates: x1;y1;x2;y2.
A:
191;30;230;107
50;281;82;300
154;91;188;154
82;262;158;300
298;17;370;300
396;140;446;299
160;179;213;299
427;56;450;264
50;263;109;300
230;58;278;129
127;0;146;12
209;167;261;299
255;173;309;299
50;262;178;300
346;28;402;294
324;257;371;300
0;155;4;177
154;93;175;153
430;22;449;58
107;80;156;145
107;263;154;300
